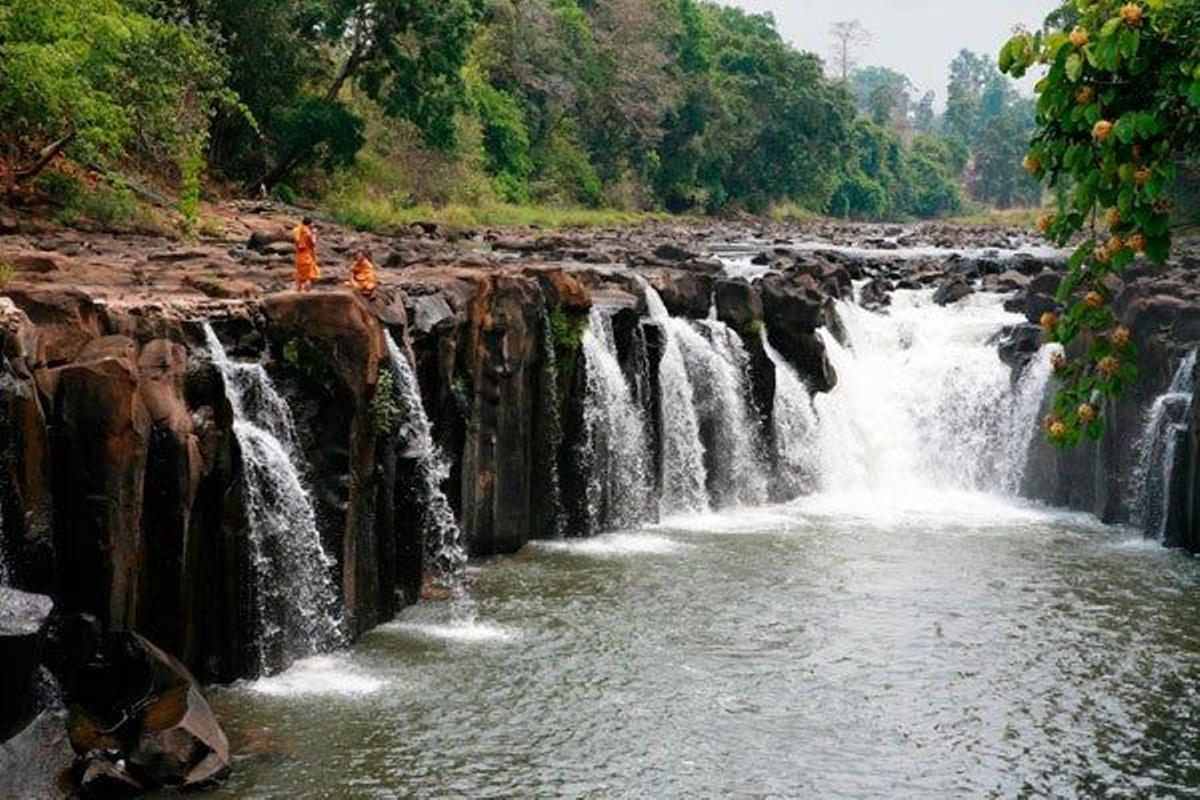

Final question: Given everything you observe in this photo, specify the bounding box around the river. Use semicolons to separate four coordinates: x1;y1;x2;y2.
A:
209;496;1200;798
202;270;1200;798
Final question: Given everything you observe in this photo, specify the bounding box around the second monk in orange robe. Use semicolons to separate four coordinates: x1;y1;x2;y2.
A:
347;250;378;295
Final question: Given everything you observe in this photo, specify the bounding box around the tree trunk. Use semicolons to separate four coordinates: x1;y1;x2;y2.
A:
3;130;77;194
255;47;368;192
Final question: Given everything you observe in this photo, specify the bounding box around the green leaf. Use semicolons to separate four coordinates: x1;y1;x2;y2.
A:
1066;53;1084;82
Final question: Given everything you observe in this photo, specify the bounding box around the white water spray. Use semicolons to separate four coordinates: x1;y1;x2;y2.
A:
683;318;768;507
580;309;653;532
644;287;709;515
763;333;821;499
1129;349;1197;538
203;323;342;675
810;291;1045;497
383;333;467;581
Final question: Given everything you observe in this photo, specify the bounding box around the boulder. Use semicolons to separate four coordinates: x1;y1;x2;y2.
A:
714;279;763;336
996;324;1044;372
759;272;829;332
643;269;714;320
50;626;231;792
0;589;54;739
933;275;974;306
858;278;892;311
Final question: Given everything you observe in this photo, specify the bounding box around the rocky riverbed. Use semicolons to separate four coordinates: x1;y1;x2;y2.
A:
0;204;1197;796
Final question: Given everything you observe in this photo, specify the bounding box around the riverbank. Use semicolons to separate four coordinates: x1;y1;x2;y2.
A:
0;205;1198;796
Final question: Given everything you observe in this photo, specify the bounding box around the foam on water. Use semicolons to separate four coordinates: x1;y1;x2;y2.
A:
385;619;518;644
247;654;385;698
532;532;686;557
656;506;801;535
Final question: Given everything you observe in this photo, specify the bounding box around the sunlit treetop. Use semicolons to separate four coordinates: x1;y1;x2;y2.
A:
999;0;1200;446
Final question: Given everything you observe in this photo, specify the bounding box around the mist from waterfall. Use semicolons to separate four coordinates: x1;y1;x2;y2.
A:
1129;349;1198;538
203;324;343;676
580;309;653;532
383;333;467;582
808;291;1047;498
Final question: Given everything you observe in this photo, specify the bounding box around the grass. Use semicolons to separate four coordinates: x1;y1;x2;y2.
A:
946;205;1043;228
766;202;829;225
327;193;659;233
0;261;14;288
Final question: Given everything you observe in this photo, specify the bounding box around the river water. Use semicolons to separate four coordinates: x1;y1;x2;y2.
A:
208;495;1200;798
203;276;1200;798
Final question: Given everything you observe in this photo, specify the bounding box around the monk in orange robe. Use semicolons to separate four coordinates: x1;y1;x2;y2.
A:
293;217;320;292
347;249;378;295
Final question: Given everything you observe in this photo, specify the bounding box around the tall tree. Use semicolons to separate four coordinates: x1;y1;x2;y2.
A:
829;20;871;82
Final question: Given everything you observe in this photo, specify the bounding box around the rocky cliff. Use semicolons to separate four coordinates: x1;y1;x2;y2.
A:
0;206;1195;794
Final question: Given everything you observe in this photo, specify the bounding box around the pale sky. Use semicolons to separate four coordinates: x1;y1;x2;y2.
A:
720;1;1057;104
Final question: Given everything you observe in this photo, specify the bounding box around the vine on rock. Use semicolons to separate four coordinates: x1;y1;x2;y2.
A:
999;0;1200;446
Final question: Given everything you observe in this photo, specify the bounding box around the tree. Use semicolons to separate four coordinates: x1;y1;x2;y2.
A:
0;0;230;192
851;66;915;130
830;20;872;82
258;0;484;189
1000;0;1200;445
913;91;938;135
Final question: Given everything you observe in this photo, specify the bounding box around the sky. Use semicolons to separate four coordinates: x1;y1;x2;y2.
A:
720;0;1058;105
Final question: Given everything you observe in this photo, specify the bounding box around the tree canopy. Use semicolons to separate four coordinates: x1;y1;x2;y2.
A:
1000;0;1200;445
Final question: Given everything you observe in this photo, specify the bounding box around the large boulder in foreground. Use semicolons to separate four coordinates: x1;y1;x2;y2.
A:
47;620;230;793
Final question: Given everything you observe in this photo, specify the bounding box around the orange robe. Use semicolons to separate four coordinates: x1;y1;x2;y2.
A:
293;224;320;283
349;256;378;294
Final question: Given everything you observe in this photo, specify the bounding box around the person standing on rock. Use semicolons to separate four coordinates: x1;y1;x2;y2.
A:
293;217;320;292
347;249;378;296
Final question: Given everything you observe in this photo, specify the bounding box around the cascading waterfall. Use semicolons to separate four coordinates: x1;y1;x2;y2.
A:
763;333;821;498
811;291;1045;496
1000;342;1062;495
383;333;467;581
643;287;709;514
203;324;342;675
1129;349;1198;538
538;309;566;539
580;309;653;531
683;318;769;507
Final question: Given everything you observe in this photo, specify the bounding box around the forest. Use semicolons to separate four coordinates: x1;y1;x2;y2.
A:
0;0;1042;231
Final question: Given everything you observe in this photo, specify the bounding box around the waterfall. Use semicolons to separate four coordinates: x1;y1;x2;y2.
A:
0;497;9;587
538;310;566;539
383;333;466;582
580;309;653;531
1129;350;1198;538
811;291;1041;495
644;287;709;515
763;333;820;499
999;343;1061;495
203;324;342;675
682;318;769;507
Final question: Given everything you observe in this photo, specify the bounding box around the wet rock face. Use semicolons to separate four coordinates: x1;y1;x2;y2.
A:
0;588;54;740
1017;255;1200;527
758;272;836;393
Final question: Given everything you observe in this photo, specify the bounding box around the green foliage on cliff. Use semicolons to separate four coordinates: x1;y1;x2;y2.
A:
1000;0;1200;445
371;368;401;437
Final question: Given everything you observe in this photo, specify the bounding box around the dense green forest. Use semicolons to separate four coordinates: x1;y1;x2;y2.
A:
0;0;1043;229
